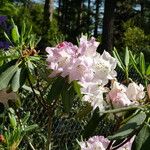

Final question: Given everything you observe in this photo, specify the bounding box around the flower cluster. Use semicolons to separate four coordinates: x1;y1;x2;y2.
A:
46;36;117;110
46;35;145;111
107;81;145;108
79;135;135;150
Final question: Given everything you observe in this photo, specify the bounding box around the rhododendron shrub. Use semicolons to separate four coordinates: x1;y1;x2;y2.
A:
1;22;149;149
46;35;150;150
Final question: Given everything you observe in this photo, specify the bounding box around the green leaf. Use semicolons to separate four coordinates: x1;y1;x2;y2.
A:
20;20;26;44
72;81;82;98
61;84;75;113
46;77;64;103
0;59;17;75
133;124;150;150
113;48;125;71
140;52;145;75
108;112;146;140
146;64;150;76
9;113;17;129
0;64;19;90
19;67;28;87
23;124;38;132
11;68;21;92
129;50;143;79
21;112;30;124
4;32;13;45
75;103;93;120
125;47;129;68
11;25;20;44
83;108;106;139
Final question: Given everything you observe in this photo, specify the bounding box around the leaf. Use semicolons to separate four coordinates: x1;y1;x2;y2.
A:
125;47;129;68
0;59;17;75
9;113;17;129
75;103;93;120
19;67;28;87
140;52;145;75
72;81;82;98
11;24;20;44
21;112;30;124
146;64;150;76
113;48;125;71
11;68;21;92
83;108;106;139
61;84;75;113
0;64;19;90
4;32;13;45
23;124;38;132
132;124;150;150
129;50;143;79
46;77;64;103
108;112;146;140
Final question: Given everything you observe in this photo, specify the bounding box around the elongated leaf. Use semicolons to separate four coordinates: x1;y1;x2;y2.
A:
113;48;125;71
146;64;150;76
4;32;13;45
129;51;143;79
0;64;19;90
19;67;28;87
140;52;145;75
11;18;20;44
0;59;17;75
83;108;106;139
24;124;38;132
72;81;82;98
11;68;21;92
11;25;20;44
9;113;17;129
61;85;75;113
132;124;150;150
47;77;64;103
108;112;146;140
21;112;30;124
125;47;129;68
75;103;93;120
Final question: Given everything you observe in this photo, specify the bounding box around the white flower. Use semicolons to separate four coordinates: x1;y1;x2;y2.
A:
126;82;145;101
93;51;117;85
81;82;106;111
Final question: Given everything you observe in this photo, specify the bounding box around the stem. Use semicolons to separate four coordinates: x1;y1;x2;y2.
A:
100;105;147;114
46;109;53;150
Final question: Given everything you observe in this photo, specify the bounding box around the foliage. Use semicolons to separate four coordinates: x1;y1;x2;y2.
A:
123;26;150;57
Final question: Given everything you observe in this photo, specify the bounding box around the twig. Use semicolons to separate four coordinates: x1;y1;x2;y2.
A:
27;75;48;109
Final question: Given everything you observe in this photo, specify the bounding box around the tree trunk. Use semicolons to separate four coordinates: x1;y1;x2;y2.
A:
87;0;91;34
97;0;117;53
94;0;101;37
58;0;62;26
43;0;54;32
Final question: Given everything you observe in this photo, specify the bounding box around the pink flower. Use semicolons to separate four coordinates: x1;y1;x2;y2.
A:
108;89;132;108
79;136;110;150
117;136;135;150
107;81;132;108
78;135;135;150
46;42;78;78
78;35;99;57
